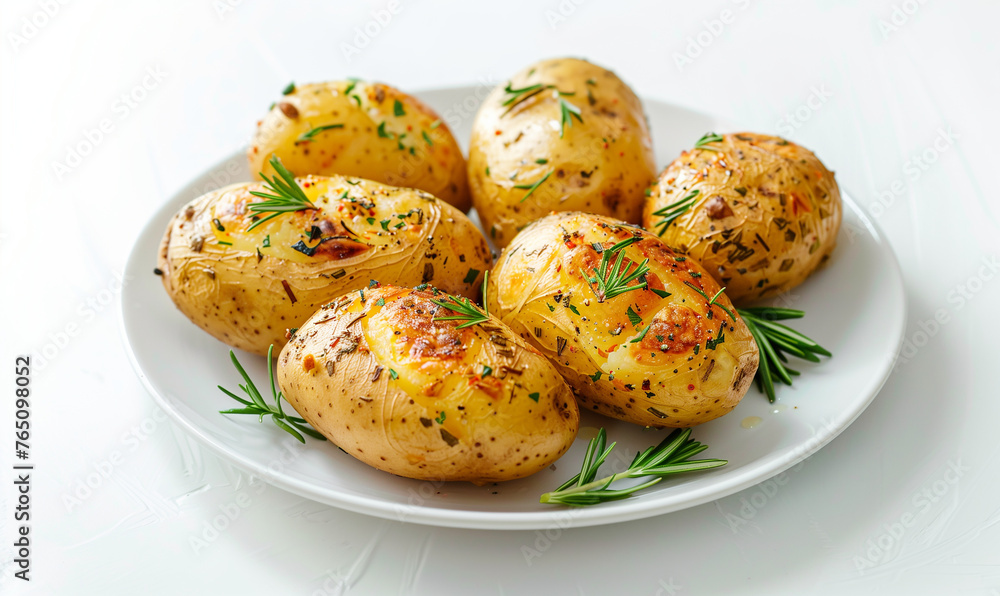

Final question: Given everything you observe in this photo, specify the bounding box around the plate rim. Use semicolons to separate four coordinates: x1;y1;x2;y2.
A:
120;91;907;530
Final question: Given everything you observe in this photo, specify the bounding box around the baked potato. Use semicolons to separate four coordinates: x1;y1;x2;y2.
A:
277;285;579;484
158;172;491;355
468;58;657;248
487;212;759;428
643;132;842;303
249;80;471;212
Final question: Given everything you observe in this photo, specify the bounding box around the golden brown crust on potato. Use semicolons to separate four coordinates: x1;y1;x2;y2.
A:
249;81;470;211
158;177;491;355
468;58;657;248
277;286;579;484
488;212;759;428
643;132;842;303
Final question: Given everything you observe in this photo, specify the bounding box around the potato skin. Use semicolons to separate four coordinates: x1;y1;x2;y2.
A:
249;81;470;212
643;132;842;303
468;58;657;248
487;212;759;428
277;286;579;484
158;176;491;355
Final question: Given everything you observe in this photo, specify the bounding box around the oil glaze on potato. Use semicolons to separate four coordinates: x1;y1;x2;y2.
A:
643;132;842;303
158;176;491;356
277;286;580;484
249;80;471;211
468;58;657;248
488;212;759;428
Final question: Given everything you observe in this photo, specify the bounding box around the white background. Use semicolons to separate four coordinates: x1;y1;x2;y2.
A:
2;0;999;594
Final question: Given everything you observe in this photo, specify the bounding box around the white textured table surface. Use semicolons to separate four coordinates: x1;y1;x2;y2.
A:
2;1;998;594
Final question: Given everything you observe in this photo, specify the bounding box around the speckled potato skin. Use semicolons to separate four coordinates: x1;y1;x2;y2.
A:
248;81;471;212
487;212;759;428
157;176;491;356
643;133;842;303
468;58;657;248
277;286;580;484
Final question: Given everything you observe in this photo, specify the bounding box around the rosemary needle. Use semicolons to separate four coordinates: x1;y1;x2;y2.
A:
738;307;831;403
430;271;491;329
247;156;315;231
540;428;727;506
581;237;650;303
218;345;326;443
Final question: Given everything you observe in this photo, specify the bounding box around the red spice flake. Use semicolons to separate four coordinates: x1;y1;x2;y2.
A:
495;130;502;135
687;384;695;391
302;354;315;372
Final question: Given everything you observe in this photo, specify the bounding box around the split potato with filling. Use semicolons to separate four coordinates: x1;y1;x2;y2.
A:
249;80;471;211
277;285;580;484
158;174;491;355
468;57;657;248
488;211;759;428
643;132;842;303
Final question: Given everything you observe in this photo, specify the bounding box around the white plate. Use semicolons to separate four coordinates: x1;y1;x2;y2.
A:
120;86;906;530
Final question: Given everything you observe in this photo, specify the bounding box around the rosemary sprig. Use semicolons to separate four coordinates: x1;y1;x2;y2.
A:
218;345;327;443
559;97;583;138
684;281;736;322
652;189;700;236
738;307;831;403
430;271;491;329
581;237;650;303
694;131;724;150
247;156;315;231
540;428;727;506
296;123;344;144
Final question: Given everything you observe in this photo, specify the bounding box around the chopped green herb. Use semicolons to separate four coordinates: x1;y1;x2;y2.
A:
377;121;393;139
627;306;642;327
528;392;540;402
650;288;671;298
388;368;398;379
515;170;553;203
630;323;652;344
262;235;271;248
393;99;405;116
282;82;295;95
380;219;390;231
482;365;493;378
463;268;481;284
296;123;344;143
435;411;446;424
